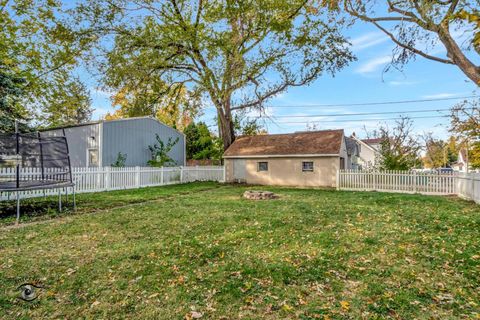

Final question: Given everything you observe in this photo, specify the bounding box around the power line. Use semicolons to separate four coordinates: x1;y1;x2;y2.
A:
262;95;477;108
270;115;450;124
249;107;454;119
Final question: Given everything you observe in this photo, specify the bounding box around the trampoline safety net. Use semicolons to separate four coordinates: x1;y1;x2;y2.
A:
0;132;73;192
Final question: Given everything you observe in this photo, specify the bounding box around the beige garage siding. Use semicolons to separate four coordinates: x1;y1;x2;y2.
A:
225;157;340;187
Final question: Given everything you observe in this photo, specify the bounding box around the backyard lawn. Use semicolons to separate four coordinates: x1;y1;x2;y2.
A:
1;182;479;319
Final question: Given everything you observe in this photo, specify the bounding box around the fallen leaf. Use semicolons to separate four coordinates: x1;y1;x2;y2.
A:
340;300;350;311
281;303;293;312
66;268;76;276
185;311;203;319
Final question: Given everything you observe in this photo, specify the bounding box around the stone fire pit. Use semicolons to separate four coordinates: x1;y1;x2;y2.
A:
243;190;278;200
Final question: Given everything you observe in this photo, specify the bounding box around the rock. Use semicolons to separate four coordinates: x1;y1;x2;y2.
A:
243;190;278;200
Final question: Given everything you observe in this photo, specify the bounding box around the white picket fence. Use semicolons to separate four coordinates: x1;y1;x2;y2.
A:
338;170;480;203
0;166;225;200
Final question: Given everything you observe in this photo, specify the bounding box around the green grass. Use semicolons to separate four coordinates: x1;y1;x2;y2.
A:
0;183;479;319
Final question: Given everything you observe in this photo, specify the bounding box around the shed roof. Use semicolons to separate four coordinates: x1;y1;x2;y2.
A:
224;129;344;158
40;116;184;136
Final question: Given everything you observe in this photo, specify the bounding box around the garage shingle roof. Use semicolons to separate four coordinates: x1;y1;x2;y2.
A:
224;129;344;157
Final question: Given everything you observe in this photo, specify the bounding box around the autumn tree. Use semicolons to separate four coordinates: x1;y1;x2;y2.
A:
108;81;200;131
91;0;354;150
450;99;480;168
422;134;457;168
324;0;480;84
368;117;422;170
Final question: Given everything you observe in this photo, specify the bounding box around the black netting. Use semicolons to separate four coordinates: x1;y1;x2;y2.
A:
0;132;73;191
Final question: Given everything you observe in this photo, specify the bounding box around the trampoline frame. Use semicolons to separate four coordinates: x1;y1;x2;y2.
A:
0;122;76;224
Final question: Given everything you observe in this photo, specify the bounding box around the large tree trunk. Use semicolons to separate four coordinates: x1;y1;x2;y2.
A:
217;107;235;151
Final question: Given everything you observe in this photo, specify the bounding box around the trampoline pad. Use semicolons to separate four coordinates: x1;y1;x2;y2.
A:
0;180;73;192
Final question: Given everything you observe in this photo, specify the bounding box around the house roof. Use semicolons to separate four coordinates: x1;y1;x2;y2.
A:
350;135;380;153
345;137;359;156
362;138;383;145
223;129;344;158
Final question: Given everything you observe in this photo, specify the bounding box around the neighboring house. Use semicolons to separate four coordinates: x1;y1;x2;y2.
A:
345;136;360;170
452;149;468;172
223;129;355;187
350;134;382;169
42;117;185;167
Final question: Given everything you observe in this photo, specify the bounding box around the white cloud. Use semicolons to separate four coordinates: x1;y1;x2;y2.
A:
350;32;389;51
388;80;419;86
355;56;391;74
421;93;461;99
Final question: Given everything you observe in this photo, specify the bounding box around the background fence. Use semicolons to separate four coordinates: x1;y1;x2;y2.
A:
2;167;479;204
338;170;480;203
0;166;225;200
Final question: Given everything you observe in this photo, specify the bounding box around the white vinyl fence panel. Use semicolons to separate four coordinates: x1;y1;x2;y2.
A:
456;172;480;204
0;166;225;200
338;170;457;195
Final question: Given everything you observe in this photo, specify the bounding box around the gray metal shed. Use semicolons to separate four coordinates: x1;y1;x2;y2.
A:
42;117;185;167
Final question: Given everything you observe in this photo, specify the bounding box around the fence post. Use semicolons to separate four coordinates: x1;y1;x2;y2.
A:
135;166;140;188
372;171;376;191
180;166;184;183
161;167;164;185
223;165;226;182
413;171;417;193
336;170;340;190
105;166;111;191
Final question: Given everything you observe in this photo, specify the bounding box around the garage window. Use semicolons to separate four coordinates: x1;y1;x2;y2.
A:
87;149;99;167
302;161;314;172
258;162;268;171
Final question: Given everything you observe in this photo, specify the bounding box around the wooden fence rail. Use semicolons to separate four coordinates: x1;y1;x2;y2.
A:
0;166;225;200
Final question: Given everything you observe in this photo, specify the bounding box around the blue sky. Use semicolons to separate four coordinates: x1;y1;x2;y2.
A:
88;19;479;140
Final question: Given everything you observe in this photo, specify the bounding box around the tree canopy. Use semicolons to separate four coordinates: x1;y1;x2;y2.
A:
422;135;458;168
0;64;27;132
40;72;93;128
0;0;95;130
368;117;422;170
106;81;200;131
450;99;480;168
323;0;480;84
184;122;223;160
88;0;354;149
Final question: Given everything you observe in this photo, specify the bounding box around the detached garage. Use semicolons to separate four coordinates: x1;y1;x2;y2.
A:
42;117;185;167
223;129;354;187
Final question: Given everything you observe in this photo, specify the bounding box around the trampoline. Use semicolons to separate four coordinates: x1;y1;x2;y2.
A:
0;127;76;223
